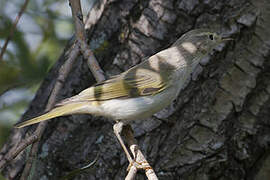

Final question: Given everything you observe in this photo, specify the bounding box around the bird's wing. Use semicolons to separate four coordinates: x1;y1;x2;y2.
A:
56;66;170;106
94;68;169;100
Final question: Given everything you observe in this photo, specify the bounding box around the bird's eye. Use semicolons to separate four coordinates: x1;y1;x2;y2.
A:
208;34;214;40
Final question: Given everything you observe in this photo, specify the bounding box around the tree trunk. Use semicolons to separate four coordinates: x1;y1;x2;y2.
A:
1;0;270;179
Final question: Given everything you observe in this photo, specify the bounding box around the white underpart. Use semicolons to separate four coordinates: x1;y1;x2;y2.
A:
100;86;179;122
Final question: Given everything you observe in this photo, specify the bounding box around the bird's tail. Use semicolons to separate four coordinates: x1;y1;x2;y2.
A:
14;103;87;128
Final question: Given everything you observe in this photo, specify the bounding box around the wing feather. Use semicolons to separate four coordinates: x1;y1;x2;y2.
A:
56;64;170;106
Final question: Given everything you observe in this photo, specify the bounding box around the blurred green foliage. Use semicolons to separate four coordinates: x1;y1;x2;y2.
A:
0;174;6;180
0;0;74;160
0;0;98;178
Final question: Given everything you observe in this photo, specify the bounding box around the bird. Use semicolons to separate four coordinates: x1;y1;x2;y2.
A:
15;29;226;128
14;29;228;166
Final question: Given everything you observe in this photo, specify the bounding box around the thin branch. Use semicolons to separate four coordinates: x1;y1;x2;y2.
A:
125;165;137;180
69;0;105;82
0;0;30;61
0;134;38;170
123;125;158;180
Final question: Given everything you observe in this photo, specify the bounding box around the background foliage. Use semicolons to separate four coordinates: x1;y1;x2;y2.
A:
0;0;77;153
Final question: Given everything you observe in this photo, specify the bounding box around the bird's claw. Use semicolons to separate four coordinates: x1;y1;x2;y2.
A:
127;160;152;171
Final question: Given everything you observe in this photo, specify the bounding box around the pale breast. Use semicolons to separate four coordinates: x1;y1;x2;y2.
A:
100;86;178;122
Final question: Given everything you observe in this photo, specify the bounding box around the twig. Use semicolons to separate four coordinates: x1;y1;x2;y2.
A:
125;165;137;180
123;125;158;180
0;134;38;170
69;0;105;82
0;0;30;61
18;43;81;180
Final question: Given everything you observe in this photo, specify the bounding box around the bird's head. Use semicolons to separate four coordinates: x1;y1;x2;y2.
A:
174;29;230;57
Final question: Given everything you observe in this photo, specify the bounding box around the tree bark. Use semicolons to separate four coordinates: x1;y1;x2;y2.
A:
1;0;270;179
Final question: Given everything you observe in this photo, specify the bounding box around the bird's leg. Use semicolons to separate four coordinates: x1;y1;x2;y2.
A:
113;121;134;164
114;121;152;172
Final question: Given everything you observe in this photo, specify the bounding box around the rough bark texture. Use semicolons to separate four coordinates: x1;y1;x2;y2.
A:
1;0;270;179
